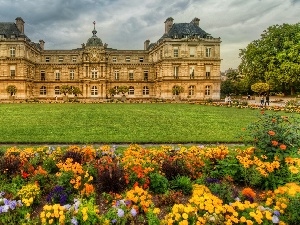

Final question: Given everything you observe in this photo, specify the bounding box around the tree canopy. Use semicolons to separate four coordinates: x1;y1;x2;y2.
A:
6;85;17;96
239;23;300;95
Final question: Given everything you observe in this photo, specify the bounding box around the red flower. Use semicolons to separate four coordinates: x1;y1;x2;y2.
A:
271;140;279;146
22;171;29;179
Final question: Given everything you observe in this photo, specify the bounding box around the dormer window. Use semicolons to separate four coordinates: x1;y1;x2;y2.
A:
11;34;16;39
0;34;5;39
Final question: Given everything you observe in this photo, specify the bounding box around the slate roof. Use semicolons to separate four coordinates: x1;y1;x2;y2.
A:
167;23;208;39
0;22;25;38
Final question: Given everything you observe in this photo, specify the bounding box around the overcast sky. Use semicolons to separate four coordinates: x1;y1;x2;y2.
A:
0;0;299;71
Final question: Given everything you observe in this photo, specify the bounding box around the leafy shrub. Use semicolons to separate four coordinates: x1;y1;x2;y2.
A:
170;176;193;195
61;150;83;164
149;172;169;194
161;157;189;180
155;190;185;207
205;180;235;204
0;155;21;177
94;156;126;193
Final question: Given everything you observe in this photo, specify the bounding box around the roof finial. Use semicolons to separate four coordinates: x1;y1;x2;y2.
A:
93;21;96;29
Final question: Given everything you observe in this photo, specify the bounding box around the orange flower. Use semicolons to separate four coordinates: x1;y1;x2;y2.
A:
271;140;279;146
279;144;287;150
268;130;276;136
242;187;256;199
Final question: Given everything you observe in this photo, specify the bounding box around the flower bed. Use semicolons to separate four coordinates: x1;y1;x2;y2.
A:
0;114;300;224
0;144;299;224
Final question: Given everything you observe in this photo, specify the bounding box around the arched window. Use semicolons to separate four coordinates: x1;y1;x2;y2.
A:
40;86;47;95
205;85;211;96
128;86;134;95
54;86;60;95
189;85;195;96
143;86;149;95
91;86;98;95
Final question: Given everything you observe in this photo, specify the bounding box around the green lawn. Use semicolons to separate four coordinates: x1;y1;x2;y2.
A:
0;103;271;144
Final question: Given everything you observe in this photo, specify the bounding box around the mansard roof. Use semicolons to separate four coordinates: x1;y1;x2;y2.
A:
167;23;208;38
0;22;25;38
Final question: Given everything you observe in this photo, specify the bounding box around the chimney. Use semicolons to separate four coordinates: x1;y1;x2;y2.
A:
15;17;25;34
144;39;150;50
164;17;174;34
191;17;200;26
39;40;45;50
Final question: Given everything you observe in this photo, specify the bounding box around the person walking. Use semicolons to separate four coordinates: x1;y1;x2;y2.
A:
265;94;270;106
260;95;264;106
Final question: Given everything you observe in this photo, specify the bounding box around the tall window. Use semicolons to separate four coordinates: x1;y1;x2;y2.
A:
188;85;195;96
139;57;144;62
189;47;195;57
128;86;134;95
40;86;47;95
91;68;98;79
190;67;195;79
58;56;64;62
72;56;77;62
143;86;149;95
10;65;16;78
54;86;60;95
173;47;178;57
91;86;98;95
10;47;16;57
55;70;60;81
112;57;117;62
205;85;211;96
129;70;134;81
41;70;46;81
125;56;130;62
70;69;75;80
206;47;211;57
114;70;119;80
45;56;50;62
173;66;179;79
205;66;211;79
144;71;148;81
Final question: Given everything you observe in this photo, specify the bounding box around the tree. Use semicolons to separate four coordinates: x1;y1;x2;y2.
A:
108;88;117;96
6;85;17;96
239;23;300;95
70;87;82;97
60;85;71;96
117;86;129;95
172;85;184;95
251;82;269;96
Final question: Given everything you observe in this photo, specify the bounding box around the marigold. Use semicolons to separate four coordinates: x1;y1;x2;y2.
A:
268;130;275;136
279;144;287;150
242;187;256;199
271;140;278;146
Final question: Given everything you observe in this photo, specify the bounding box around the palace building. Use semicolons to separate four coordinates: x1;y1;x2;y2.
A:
0;17;221;101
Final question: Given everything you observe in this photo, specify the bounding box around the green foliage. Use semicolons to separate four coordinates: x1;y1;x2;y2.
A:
70;86;82;96
149;172;169;194
251;82;270;95
239;22;300;95
117;86;129;94
6;85;17;96
206;181;235;204
60;85;71;96
241;113;300;159
172;85;184;95
282;194;300;225
170;175;193;195
146;210;160;225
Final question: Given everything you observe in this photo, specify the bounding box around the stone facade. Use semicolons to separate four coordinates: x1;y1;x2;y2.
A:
0;17;221;101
